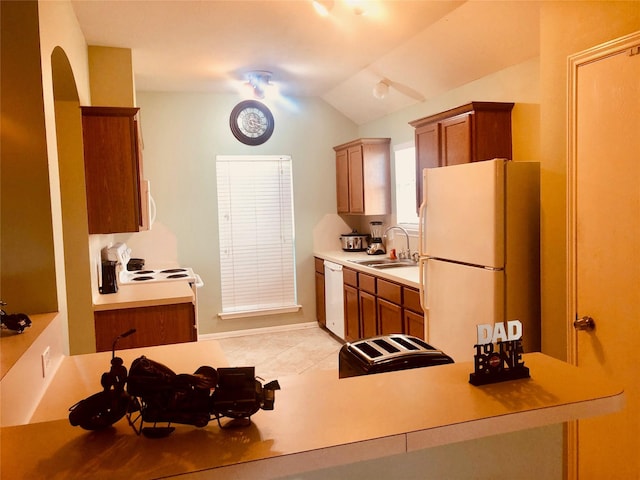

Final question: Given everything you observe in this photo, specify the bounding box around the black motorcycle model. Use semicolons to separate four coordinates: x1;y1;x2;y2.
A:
0;301;32;333
69;329;281;438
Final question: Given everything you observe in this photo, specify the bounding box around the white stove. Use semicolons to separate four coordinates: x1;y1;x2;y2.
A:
119;267;203;287
106;242;204;287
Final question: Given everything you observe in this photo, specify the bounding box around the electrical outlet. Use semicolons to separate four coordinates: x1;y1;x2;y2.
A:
41;346;51;378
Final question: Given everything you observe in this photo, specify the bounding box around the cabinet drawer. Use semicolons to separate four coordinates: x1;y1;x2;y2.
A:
343;267;358;287
314;257;324;274
403;287;422;313
359;272;376;294
377;278;401;304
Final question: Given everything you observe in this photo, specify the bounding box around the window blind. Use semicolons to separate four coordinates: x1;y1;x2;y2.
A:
215;155;298;318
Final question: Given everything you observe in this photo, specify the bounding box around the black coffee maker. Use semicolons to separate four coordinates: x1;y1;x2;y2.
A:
99;260;118;294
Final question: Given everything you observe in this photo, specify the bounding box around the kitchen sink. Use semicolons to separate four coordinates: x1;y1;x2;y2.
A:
348;258;418;269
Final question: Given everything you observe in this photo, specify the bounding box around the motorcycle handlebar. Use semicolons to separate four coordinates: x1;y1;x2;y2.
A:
112;328;137;359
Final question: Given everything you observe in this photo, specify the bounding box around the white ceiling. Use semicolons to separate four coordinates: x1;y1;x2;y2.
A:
70;0;540;125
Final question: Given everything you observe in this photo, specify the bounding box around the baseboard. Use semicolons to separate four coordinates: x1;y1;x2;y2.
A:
198;322;319;341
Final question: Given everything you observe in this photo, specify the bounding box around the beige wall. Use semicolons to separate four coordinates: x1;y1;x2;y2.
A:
0;0;58;314
539;1;640;360
124;92;358;335
88;46;135;107
38;0;93;354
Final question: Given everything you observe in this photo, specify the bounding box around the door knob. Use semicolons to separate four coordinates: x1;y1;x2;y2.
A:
574;316;595;331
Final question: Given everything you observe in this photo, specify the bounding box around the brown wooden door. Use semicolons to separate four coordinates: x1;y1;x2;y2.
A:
569;34;640;479
404;309;425;340
94;303;196;352
377;298;403;335
347;146;364;214
414;122;440;211
440;114;471;166
359;290;377;339
343;284;360;342
335;148;350;213
81;107;141;234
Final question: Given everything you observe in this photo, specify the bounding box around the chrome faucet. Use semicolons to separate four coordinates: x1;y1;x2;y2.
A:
383;225;412;260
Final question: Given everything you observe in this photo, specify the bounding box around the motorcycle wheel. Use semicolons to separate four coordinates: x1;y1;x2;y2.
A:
69;391;130;430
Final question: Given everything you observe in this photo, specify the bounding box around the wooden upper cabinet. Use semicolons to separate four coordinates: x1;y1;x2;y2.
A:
81;106;143;234
410;102;514;211
334;138;391;215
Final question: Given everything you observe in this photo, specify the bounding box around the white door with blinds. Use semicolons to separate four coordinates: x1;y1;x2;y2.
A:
215;155;299;319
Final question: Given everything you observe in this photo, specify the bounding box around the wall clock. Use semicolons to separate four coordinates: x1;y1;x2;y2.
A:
229;100;274;146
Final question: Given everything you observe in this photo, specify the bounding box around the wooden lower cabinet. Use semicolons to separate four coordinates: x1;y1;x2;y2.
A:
377;278;403;335
94;302;196;352
404;309;425;340
377;298;403;335
343;284;360;342
333;264;425;341
359;290;377;338
402;286;425;340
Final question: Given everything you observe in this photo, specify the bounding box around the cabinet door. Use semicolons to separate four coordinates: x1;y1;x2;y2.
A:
343;284;360;342
404;309;425;340
402;286;422;314
347;146;365;214
94;303;196;352
441;114;471;166
415;122;440;211
359;290;377;339
377;298;403;335
81;107;142;234
315;271;326;327
336;148;350;213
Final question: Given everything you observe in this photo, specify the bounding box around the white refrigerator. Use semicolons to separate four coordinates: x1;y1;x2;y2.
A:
418;158;540;362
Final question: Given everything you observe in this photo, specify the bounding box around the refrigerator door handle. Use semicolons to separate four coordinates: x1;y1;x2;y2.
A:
419;257;428;312
418;200;426;257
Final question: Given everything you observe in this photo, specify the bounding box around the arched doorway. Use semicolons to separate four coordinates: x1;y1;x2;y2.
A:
51;47;95;354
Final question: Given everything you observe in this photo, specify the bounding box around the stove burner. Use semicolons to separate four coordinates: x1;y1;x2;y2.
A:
161;268;187;274
132;276;154;281
134;270;154;275
167;273;188;279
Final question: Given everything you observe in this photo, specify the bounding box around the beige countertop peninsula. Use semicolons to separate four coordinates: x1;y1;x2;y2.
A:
0;312;58;380
92;282;195;311
315;250;420;289
0;349;624;480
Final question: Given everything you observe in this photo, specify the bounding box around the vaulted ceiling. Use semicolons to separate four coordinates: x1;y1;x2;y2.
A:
71;0;540;124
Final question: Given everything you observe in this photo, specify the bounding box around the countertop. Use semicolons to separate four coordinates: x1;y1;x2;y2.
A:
314;250;420;289
0;349;624;480
92;281;195;311
30;340;229;424
0;312;57;380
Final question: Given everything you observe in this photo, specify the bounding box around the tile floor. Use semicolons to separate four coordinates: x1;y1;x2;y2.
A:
215;326;343;381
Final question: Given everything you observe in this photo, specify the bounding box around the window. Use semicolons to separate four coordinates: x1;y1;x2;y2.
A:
394;144;419;225
215;155;299;319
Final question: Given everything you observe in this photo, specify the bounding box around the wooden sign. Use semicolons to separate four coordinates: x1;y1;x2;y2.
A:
469;320;530;386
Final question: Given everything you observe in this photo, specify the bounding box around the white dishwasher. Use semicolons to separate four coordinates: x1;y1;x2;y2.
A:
323;260;345;340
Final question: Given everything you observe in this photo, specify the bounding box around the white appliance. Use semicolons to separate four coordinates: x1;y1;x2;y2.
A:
119;267;204;287
324;260;345;339
139;180;157;231
105;242;203;287
418;159;540;362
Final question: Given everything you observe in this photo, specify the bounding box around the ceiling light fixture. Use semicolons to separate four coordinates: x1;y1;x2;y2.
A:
372;80;389;100
245;70;272;99
312;0;334;17
346;0;367;15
